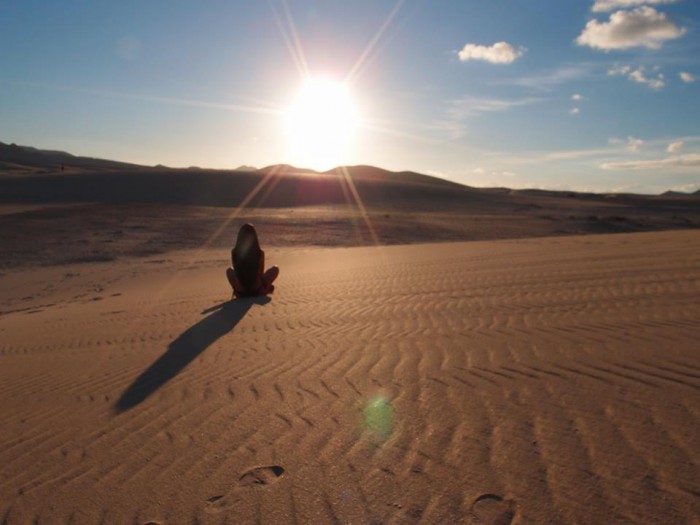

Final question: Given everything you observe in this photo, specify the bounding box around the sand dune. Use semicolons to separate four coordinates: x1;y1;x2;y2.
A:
0;142;143;174
1;230;698;524
2;145;699;273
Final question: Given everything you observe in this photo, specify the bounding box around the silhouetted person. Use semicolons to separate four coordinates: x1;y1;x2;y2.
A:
226;223;279;298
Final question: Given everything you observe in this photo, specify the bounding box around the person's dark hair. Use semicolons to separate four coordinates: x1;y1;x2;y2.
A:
233;223;262;291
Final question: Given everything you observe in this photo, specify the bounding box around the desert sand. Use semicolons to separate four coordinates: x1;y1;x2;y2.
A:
1;229;699;524
2;144;700;271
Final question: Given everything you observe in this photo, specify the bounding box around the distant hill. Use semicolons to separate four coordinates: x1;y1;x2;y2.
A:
0;163;488;210
323;165;465;189
1;143;698;204
253;164;466;190
0;142;145;173
256;164;317;176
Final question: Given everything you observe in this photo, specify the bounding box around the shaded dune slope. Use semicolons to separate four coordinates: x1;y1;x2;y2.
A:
0;166;483;210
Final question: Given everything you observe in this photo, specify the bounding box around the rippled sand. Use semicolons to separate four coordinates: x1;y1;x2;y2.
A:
1;230;699;524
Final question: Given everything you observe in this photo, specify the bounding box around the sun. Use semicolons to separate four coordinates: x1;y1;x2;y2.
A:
285;77;359;170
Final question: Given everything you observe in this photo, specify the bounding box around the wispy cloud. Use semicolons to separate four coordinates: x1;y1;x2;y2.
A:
627;136;644;152
445;96;543;120
437;95;543;139
515;136;700;163
576;7;686;51
679;71;695;83
609;64;665;89
631;69;665;89
668;182;700;193
608;64;632;75
507;65;592;91
571;93;583;101
471;167;517;179
541;147;617;161
457;42;525;64
591;0;679;13
601;154;700;169
667;140;683;153
570;107;581;115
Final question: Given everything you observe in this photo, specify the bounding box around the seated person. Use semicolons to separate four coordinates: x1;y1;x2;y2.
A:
226;223;279;298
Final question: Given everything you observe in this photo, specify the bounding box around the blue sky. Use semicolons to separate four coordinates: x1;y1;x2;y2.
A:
1;0;699;193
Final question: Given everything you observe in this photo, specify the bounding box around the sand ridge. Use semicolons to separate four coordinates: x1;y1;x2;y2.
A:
1;230;699;524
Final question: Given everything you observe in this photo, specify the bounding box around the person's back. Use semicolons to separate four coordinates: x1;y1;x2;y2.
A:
226;224;279;298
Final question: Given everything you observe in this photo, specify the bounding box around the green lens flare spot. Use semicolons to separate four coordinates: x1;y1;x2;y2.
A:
363;395;393;439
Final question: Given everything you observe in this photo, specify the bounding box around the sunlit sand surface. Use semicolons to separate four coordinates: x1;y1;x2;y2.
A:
1;230;698;524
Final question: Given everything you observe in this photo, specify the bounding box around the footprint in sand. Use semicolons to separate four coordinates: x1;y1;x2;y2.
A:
470;494;515;525
205;465;286;513
238;465;285;487
205;494;237;514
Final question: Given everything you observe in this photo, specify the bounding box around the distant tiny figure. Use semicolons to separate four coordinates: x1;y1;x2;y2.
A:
226;223;279;298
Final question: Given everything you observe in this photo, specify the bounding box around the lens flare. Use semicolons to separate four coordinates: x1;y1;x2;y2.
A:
362;395;393;439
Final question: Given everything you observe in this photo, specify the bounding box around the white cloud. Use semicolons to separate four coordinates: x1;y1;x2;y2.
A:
571;93;583;101
629;68;665;89
669;183;700;193
592;0;679;13
458;42;525;64
576;7;686;50
570;107;581;115
667;140;683;153
627;136;644;152
609;64;665;89
601;154;700;169
469;168;517;182
680;71;695;83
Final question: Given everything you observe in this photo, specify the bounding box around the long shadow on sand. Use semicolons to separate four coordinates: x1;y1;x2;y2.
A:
114;296;270;412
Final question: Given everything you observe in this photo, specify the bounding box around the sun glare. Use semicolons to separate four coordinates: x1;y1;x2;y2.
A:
285;77;359;170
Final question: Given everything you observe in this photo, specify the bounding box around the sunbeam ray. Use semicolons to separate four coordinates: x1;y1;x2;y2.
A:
359;121;440;145
338;169;369;245
256;169;286;206
199;165;285;252
337;166;383;251
269;0;309;81
345;0;406;85
281;0;310;78
1;79;283;116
